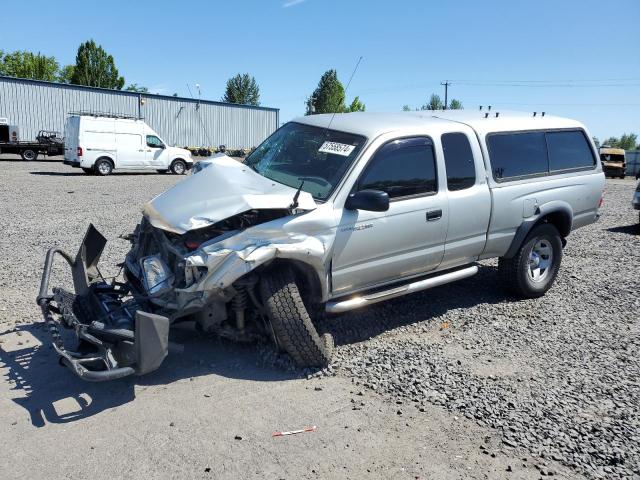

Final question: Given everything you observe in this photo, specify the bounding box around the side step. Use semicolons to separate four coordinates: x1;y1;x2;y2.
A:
325;265;478;314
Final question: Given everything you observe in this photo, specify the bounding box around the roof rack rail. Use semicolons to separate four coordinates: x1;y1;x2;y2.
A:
68;110;143;120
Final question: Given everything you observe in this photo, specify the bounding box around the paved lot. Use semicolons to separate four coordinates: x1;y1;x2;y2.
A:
0;156;638;479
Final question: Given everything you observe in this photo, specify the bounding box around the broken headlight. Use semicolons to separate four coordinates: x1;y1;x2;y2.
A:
141;255;174;294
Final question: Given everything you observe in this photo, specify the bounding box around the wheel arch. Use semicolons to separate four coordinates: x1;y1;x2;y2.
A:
94;155;115;168
503;202;573;259
257;258;328;304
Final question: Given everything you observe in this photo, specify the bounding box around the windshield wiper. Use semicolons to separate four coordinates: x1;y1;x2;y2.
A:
289;179;305;209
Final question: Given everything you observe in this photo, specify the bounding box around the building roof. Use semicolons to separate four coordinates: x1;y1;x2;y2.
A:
294;110;586;139
0;75;279;113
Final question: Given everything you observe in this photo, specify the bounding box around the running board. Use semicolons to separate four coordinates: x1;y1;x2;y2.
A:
325;265;479;314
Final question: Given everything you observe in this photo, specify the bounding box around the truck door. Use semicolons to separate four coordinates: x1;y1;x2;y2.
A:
144;134;169;168
331;136;448;295
439;130;492;269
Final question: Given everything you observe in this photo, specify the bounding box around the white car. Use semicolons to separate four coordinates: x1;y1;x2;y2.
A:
63;113;193;175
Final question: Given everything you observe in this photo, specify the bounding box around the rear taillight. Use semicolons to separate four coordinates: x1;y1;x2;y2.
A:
598;189;605;208
77;146;83;157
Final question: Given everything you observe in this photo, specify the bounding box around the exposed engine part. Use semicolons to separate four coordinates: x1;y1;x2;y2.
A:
194;301;227;333
168;209;290;253
232;287;247;332
231;274;259;333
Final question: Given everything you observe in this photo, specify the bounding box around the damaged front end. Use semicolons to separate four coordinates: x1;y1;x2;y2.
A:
37;225;170;381
37;156;330;381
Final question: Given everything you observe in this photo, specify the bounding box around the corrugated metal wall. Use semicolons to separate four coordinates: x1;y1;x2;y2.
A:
0;76;279;148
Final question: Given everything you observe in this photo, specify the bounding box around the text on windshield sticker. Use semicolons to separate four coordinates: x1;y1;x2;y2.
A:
318;141;356;156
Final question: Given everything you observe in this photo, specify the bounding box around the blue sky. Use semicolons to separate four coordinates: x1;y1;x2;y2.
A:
1;0;639;140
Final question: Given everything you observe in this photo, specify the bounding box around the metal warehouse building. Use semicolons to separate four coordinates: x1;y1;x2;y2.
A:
0;76;279;149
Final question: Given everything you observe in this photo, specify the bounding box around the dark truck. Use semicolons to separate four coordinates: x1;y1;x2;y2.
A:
0;122;64;160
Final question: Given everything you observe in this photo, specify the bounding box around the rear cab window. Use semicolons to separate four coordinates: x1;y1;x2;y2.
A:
487;129;596;181
357;137;437;199
441;132;476;190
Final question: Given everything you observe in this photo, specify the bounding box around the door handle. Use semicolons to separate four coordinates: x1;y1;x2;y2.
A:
426;209;442;221
138;149;144;152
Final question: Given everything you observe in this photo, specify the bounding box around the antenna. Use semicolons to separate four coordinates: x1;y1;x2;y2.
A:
326;56;363;131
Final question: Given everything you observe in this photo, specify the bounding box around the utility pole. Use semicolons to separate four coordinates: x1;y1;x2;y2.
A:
441;80;451;110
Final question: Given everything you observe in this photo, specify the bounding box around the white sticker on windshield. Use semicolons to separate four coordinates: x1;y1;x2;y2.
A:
318;141;356;156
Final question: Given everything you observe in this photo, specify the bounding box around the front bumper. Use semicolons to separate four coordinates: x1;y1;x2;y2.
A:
37;225;170;382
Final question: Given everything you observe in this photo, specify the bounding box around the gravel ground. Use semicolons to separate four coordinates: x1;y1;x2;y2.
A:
320;178;640;479
0;156;638;479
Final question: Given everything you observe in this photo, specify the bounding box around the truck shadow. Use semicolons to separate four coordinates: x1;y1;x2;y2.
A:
606;224;639;235
319;264;515;346
0;265;510;427
0;323;294;428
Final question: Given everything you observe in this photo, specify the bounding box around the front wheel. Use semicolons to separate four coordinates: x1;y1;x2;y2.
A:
498;223;563;299
170;159;187;175
21;149;38;161
260;267;333;368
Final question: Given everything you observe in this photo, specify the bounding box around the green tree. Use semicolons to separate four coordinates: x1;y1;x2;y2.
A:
347;96;365;112
603;136;619;147
0;50;59;81
592;136;600;148
125;83;149;93
306;69;346;115
70;40;124;89
618;133;637;151
421;94;444;111
222;73;260;105
402;105;412;112
448;99;463;110
57;65;75;84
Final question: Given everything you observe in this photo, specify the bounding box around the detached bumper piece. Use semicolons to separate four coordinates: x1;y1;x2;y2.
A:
36;224;169;382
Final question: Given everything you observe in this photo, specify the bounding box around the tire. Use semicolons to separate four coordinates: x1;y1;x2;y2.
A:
498;223;563;299
82;167;94;175
21;149;38;161
170;159;187;175
94;158;113;176
259;267;333;368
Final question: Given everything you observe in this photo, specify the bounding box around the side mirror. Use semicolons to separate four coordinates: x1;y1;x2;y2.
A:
345;189;389;212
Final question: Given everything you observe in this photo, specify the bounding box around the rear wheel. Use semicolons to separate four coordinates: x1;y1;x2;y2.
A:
21;149;38;161
498;223;563;298
260;267;333;368
95;158;113;176
170;159;186;175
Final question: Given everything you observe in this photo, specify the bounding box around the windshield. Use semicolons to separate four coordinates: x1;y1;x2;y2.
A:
600;154;625;163
244;122;366;200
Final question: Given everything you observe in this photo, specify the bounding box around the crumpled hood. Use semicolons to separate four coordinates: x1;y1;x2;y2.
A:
143;155;317;234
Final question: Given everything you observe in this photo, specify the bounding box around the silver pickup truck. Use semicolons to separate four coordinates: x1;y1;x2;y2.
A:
38;111;605;380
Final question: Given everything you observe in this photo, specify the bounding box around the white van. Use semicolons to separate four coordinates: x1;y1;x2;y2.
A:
63;114;193;175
